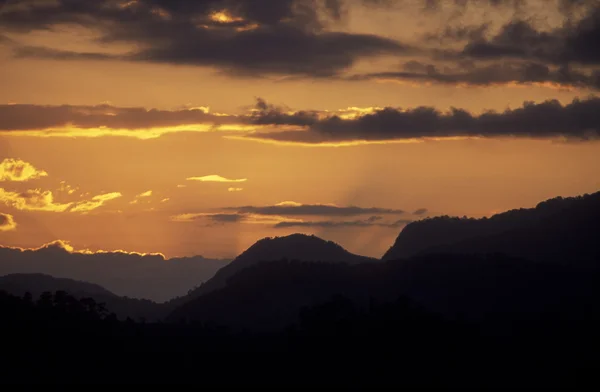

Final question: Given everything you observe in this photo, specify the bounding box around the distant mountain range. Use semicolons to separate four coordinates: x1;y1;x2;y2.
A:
2;190;600;327
0;243;231;302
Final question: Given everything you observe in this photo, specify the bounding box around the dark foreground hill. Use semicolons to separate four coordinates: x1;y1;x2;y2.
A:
168;254;600;331
171;234;377;303
382;191;600;263
0;273;166;321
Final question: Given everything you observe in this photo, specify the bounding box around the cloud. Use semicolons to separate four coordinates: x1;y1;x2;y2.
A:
0;212;17;231
0;158;48;181
70;192;122;213
228;202;405;216
0;187;122;214
243;96;600;144
137;190;153;198
274;217;413;228
455;16;600;66
172;212;301;226
413;208;428;215
0;188;72;212
188;175;248;183
58;181;77;195
0;0;410;78
0;103;239;137
348;61;600;90
228;188;244;192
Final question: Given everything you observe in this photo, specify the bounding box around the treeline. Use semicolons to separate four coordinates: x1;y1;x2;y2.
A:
1;286;598;387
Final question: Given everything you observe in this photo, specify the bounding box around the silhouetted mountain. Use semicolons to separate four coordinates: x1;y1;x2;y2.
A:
0;273;166;321
175;234;377;302
383;191;600;264
0;241;231;302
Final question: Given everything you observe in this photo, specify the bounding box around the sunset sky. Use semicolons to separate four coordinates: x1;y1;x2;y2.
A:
0;0;599;258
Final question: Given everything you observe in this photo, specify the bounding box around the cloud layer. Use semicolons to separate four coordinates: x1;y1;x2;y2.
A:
0;0;598;89
2;97;600;144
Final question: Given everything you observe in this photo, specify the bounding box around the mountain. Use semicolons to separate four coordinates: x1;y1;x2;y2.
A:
0;242;231;302
173;233;377;302
382;191;600;264
0;273;115;299
0;273;167;321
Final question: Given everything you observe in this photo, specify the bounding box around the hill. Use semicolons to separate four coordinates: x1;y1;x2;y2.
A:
0;273;166;321
382;191;600;263
173;233;377;302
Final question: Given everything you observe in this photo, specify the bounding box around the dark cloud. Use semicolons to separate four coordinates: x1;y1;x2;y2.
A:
248;96;600;143
0;104;235;131
250;98;319;126
0;0;409;77
413;208;429;215
274;218;413;228
207;213;247;223
348;60;600;90
228;203;405;216
456;12;600;66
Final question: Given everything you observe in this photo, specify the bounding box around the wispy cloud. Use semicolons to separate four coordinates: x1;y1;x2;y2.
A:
137;190;152;198
228;202;404;216
0;158;48;182
171;212;302;226
413;208;428;215
228;187;244;192
274;218;414;229
187;175;247;183
70;192;122;213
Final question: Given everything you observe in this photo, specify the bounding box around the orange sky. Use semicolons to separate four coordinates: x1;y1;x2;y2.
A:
1;0;599;258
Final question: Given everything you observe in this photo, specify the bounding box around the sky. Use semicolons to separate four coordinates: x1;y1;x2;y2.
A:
0;0;599;259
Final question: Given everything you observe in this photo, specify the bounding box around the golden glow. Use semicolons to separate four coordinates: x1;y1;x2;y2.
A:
1;240;166;259
210;10;244;24
4;123;259;139
276;201;303;207
187;175;247;183
0;212;17;232
228;187;243;192
0;158;48;182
